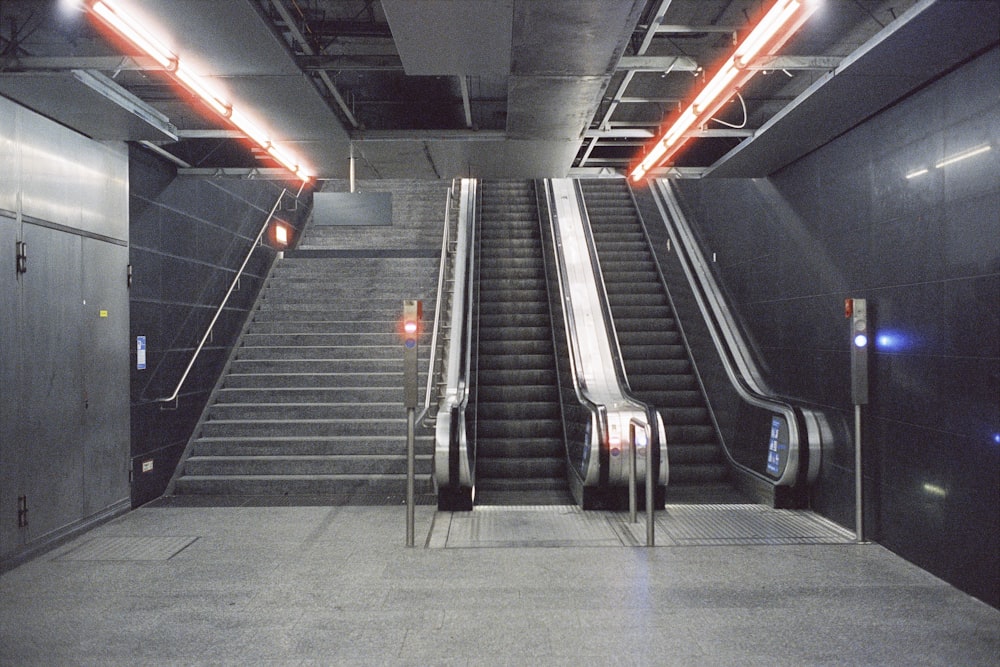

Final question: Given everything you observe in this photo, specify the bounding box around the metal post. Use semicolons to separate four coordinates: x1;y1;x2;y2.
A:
402;299;421;547
645;444;655;547
406;406;415;547
855;404;863;542
629;430;637;524
349;143;356;193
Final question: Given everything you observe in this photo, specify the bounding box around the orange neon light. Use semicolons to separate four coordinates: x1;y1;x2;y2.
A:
630;0;820;181
88;0;312;181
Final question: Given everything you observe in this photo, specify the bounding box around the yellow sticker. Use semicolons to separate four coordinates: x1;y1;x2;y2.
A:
99;310;108;318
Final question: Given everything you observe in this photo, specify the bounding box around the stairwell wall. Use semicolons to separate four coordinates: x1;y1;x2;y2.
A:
128;148;311;506
668;48;999;607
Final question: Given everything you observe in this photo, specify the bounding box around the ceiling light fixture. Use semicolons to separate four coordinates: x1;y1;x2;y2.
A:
88;0;311;181
630;0;820;182
934;144;991;169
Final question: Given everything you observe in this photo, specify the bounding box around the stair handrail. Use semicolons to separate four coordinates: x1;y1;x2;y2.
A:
417;178;459;425
156;182;306;405
649;179;820;486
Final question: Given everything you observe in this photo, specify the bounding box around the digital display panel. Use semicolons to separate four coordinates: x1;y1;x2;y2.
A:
766;415;789;477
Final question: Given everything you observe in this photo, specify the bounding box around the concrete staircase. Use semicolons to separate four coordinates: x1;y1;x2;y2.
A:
170;253;438;501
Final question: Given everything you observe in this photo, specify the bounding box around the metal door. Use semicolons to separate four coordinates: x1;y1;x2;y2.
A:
81;238;130;515
0;215;20;558
17;223;85;543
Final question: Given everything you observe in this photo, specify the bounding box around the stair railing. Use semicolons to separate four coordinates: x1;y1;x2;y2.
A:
417;178;459;426
156;182;306;407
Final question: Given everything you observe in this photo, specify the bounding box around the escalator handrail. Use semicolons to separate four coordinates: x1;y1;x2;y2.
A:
417;178;458;425
572;182;665;419
571;181;672;487
649;179;805;486
539;181;610;487
434;179;477;491
543;179;667;487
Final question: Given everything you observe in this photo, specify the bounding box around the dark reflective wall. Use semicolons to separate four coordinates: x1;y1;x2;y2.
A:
671;48;999;608
128;148;311;506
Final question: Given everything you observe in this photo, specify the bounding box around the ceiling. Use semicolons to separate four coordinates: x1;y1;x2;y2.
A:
0;0;996;182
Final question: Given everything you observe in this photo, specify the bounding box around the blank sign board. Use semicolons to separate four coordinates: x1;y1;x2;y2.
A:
313;192;392;226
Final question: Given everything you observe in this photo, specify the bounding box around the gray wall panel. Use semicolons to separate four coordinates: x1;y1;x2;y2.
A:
0;98;16;215
19;224;85;542
19;106;128;242
81;239;131;515
0;215;19;559
1;96;130;569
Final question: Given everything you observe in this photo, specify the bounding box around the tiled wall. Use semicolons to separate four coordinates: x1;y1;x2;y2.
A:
672;47;999;607
128;148;311;505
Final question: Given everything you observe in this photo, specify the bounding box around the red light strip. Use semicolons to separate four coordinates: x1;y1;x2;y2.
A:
630;0;820;181
89;0;312;181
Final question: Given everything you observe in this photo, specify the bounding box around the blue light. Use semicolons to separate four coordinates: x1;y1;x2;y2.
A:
993;433;1000;445
875;330;911;352
854;333;868;348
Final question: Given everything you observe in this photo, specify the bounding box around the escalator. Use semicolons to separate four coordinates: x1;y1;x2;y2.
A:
473;181;571;504
580;179;742;503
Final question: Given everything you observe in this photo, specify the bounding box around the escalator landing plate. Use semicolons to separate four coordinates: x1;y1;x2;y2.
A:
428;504;853;548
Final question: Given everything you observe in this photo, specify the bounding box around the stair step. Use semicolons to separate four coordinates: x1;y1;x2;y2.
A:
173;474;435;496
207;402;403;420
191;435;432;457
183;455;432;476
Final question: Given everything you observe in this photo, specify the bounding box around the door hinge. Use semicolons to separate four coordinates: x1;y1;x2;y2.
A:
17;495;28;528
16;241;27;274
127;263;133;289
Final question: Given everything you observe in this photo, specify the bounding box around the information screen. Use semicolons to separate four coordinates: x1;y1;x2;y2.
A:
766;415;789;477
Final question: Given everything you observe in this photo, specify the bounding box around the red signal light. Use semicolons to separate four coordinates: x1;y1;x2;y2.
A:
401;300;422;348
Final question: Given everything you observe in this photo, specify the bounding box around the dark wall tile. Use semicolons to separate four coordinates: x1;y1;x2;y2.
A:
674;48;999;607
128;147;312;504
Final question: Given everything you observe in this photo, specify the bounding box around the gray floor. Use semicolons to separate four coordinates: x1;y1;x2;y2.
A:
2;504;997;666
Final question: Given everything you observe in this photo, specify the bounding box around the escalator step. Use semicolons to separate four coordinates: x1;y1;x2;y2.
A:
669;443;725;465
476;402;561;421
479;369;557;385
478;385;560;402
619;343;688;359
479;339;555;356
479;325;552;341
477;457;565;479
477;354;558;371
477;418;563;439
476;437;564;458
665;424;716;442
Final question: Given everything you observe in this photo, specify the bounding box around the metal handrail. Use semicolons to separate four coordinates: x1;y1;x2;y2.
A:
416;178;458;425
433;179;477;493
649;179;818;486
156;182;305;405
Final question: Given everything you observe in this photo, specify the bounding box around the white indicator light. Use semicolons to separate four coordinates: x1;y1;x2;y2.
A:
854;333;868;348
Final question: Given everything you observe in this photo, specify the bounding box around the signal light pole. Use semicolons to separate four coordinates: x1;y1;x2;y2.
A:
846;298;869;543
402;300;421;547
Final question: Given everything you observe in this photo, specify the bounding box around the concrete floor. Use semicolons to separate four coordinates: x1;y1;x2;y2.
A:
1;504;997;666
